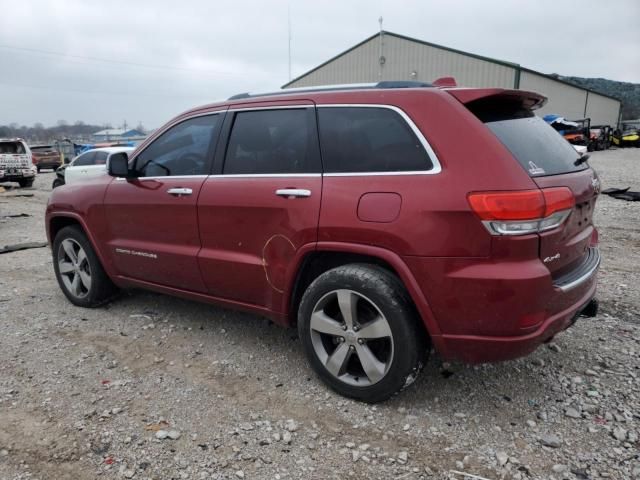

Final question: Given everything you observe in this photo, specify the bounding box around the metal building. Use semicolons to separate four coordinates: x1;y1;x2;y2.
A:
283;31;621;126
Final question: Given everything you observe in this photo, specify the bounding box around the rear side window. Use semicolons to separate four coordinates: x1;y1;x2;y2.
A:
224;108;319;174
317;107;433;173
469;97;585;177
93;151;109;165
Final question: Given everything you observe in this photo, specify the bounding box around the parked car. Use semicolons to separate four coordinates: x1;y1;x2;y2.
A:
30;145;63;171
62;147;135;187
46;81;600;402
0;138;37;187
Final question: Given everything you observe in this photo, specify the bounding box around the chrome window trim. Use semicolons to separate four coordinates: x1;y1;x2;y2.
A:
317;104;442;176
208;173;320;179
115;175;209;181
227;105;313;113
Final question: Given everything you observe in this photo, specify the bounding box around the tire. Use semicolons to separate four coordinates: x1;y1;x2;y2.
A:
52;178;64;189
52;225;117;307
18;178;34;188
298;264;428;403
36;166;41;173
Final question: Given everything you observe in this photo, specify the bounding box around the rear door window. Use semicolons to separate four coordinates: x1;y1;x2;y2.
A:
469;98;586;177
223;108;319;174
317;107;433;173
73;151;96;166
94;151;109;165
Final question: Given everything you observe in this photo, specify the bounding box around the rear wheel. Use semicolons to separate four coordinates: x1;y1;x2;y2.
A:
298;264;427;403
52;226;117;307
18;178;34;188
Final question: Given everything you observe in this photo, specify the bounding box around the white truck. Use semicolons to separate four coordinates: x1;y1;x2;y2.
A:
0;138;37;188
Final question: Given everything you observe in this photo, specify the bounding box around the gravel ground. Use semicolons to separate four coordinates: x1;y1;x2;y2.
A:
0;148;638;480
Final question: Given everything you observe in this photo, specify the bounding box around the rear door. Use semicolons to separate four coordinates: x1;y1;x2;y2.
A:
103;112;224;291
197;102;322;311
65;151;96;185
77;150;109;182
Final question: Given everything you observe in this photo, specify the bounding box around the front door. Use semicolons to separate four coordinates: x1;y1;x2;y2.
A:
197;104;322;311
103;112;224;292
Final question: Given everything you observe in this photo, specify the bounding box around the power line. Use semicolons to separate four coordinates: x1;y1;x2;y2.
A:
0;80;216;101
0;44;239;76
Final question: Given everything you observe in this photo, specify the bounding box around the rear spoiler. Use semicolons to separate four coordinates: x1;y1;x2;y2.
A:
445;88;548;111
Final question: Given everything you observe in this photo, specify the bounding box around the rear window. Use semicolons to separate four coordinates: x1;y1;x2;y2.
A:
469;97;586;177
0;142;26;154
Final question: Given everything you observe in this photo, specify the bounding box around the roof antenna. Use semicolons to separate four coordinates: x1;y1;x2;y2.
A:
378;17;385;79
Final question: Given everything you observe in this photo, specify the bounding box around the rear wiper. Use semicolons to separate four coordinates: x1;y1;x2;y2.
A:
574;153;590;166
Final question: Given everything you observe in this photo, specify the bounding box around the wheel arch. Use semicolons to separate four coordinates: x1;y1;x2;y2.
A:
284;242;442;342
47;213;113;279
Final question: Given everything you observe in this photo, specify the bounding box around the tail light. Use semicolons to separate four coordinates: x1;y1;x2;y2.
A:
468;187;575;235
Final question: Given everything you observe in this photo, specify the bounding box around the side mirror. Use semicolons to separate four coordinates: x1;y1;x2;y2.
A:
107;152;132;178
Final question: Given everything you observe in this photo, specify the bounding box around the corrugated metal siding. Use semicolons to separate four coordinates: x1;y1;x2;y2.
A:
585;92;620;126
288;35;516;88
520;71;588;119
521;71;620;125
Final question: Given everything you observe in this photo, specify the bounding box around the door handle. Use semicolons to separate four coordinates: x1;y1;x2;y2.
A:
167;187;193;196
275;188;311;198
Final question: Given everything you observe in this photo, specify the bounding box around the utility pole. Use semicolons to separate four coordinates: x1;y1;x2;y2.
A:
378;17;385;79
288;5;292;81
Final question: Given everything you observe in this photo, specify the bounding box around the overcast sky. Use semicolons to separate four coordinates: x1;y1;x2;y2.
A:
1;0;638;129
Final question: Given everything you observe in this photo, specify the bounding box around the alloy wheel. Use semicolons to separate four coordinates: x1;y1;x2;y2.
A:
309;289;394;386
57;238;92;299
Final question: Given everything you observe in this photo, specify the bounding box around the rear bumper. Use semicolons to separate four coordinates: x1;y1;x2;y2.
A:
404;247;600;363
0;170;36;180
437;280;596;363
553;247;600;291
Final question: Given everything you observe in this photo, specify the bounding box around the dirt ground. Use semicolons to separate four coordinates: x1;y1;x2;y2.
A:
0;148;638;480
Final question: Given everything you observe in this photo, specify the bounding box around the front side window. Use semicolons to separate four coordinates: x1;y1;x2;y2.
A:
73;151;96;166
223;108;319;174
94;151;109;165
317;107;433;173
135;114;220;177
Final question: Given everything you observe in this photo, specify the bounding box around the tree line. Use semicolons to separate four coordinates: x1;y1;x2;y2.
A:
0;121;146;144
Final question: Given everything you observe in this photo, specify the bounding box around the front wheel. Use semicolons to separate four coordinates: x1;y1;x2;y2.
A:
52;225;117;307
18;178;34;188
52;177;64;189
298;264;428;403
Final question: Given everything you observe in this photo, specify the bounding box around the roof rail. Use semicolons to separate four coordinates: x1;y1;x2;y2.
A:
227;80;434;100
375;81;432;88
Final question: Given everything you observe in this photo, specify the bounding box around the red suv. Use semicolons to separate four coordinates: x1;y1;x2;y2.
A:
46;82;600;402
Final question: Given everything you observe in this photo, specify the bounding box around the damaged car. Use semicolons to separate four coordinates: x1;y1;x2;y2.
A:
0;138;37;188
46;81;601;402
